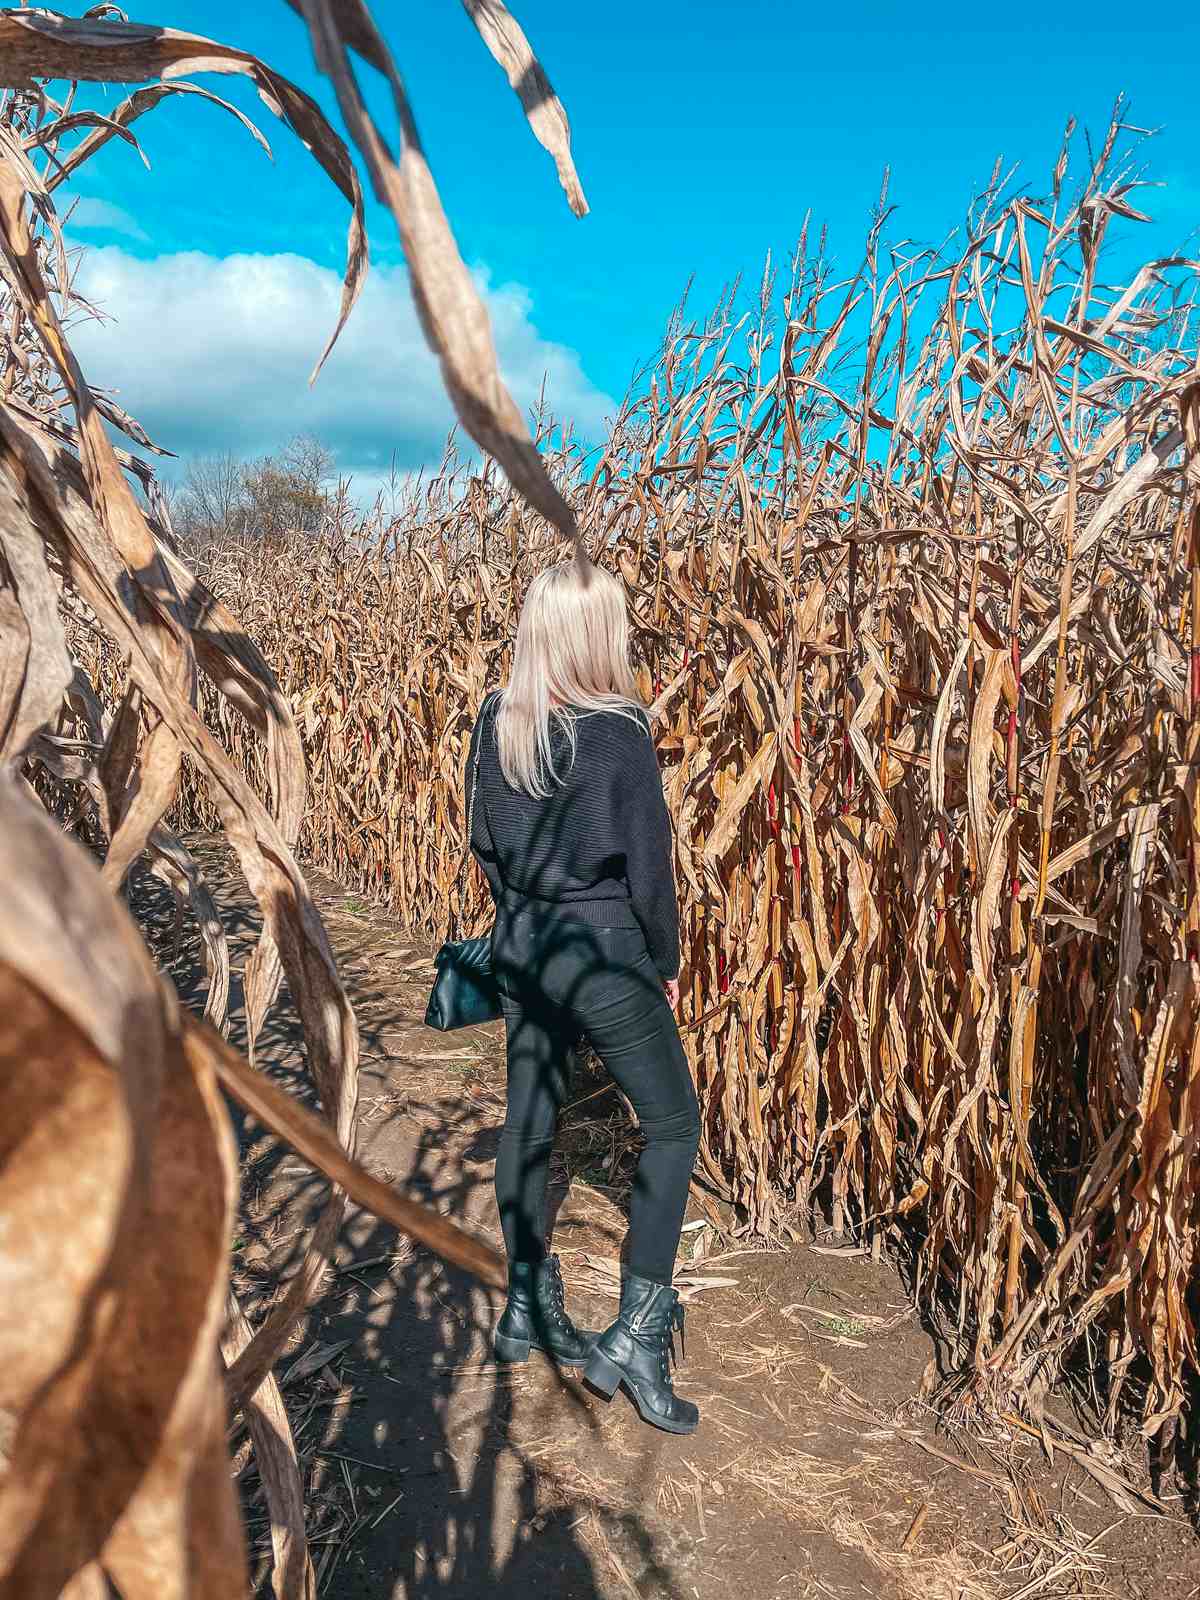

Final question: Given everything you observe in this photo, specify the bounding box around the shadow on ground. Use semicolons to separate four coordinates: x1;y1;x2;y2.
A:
134;847;698;1599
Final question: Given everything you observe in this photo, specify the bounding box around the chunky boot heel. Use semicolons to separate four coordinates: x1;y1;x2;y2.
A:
493;1256;596;1368
588;1274;700;1435
583;1348;623;1398
493;1330;531;1364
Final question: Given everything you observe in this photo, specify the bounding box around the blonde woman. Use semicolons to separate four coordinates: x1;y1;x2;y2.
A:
465;559;701;1435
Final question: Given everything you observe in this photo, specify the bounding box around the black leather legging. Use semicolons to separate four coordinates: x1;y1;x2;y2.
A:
491;906;700;1287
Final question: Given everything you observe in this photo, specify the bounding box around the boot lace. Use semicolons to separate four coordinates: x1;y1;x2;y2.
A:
542;1256;571;1330
656;1302;686;1385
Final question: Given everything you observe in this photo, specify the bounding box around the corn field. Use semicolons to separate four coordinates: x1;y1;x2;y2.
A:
165;116;1200;1456
2;1;1199;1590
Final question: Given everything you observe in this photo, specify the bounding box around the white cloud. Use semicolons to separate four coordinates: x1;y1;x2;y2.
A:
66;246;615;484
67;198;149;242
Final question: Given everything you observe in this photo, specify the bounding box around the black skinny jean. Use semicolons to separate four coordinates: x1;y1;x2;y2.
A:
491;906;700;1287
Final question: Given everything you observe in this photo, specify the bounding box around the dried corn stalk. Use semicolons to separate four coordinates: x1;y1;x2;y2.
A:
0;2;584;1595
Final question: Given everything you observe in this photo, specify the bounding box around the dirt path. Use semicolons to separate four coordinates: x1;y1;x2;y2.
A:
135;842;1199;1600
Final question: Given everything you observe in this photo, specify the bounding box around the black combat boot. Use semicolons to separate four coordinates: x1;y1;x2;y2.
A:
494;1255;595;1367
583;1273;699;1434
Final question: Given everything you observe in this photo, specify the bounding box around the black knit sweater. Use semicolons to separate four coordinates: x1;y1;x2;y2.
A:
466;695;681;981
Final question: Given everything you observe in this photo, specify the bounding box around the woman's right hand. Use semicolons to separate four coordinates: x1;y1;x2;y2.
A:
664;978;680;1012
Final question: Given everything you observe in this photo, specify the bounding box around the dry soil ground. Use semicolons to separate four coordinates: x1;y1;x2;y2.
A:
134;840;1200;1600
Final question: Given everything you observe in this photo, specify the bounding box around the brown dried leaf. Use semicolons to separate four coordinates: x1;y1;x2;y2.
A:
459;0;589;217
291;0;583;550
0;7;368;382
222;1295;315;1600
0;774;246;1598
0;469;72;761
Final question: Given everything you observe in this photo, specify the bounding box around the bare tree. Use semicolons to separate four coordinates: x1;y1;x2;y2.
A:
177;450;247;543
176;435;337;551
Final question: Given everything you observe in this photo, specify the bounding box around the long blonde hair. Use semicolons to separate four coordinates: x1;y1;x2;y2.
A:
496;560;644;797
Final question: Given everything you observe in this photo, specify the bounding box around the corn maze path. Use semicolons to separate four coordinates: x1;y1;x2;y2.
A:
133;840;1200;1600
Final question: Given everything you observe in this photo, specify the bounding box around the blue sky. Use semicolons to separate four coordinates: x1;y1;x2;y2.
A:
59;0;1200;496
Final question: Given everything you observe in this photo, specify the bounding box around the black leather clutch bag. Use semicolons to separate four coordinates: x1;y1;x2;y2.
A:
427;701;502;1031
425;933;502;1031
